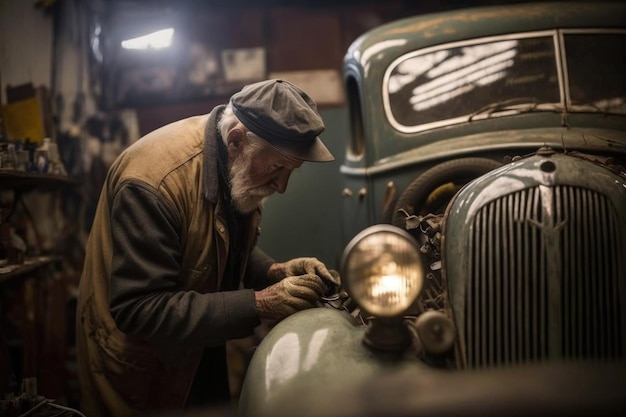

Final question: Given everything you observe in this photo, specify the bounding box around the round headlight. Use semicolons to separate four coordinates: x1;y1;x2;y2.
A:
341;224;423;317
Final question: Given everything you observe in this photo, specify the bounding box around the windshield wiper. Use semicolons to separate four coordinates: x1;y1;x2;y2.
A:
569;98;626;115
468;97;562;121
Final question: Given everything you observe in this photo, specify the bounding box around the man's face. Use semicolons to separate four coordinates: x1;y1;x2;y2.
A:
229;137;303;214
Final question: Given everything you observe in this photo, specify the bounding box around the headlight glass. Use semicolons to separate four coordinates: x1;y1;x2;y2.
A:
342;225;423;317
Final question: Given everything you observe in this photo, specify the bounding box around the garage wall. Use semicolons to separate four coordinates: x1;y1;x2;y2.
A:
0;0;464;267
0;1;52;105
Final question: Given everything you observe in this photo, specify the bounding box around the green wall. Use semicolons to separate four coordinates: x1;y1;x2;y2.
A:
257;107;348;270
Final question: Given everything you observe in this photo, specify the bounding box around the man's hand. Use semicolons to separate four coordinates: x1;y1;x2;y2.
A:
268;257;341;288
255;274;326;322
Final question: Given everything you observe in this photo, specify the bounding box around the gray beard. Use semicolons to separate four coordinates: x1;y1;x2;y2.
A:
229;151;273;214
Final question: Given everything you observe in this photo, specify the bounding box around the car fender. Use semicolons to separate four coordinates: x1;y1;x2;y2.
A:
236;307;428;417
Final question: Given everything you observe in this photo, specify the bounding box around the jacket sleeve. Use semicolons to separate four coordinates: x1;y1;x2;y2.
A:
243;247;276;290
108;181;261;347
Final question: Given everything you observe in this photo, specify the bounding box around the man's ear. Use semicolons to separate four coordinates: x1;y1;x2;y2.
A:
227;128;246;158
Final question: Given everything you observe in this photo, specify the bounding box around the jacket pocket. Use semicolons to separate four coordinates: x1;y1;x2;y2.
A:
85;303;159;410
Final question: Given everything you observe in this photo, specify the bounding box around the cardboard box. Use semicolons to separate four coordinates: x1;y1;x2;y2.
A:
2;97;46;143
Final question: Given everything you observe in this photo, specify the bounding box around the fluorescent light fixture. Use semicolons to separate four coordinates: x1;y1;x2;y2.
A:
121;28;174;50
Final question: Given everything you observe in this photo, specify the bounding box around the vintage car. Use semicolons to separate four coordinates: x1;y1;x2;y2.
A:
236;2;626;416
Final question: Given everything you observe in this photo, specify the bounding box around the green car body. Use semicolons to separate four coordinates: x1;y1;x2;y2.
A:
238;2;626;416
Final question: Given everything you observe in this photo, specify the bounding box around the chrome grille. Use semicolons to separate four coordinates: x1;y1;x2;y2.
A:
465;185;624;368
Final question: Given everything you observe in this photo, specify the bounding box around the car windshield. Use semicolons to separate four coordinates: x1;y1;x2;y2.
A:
384;31;626;133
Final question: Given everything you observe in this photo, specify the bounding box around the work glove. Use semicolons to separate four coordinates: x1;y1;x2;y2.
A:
255;274;326;322
269;257;341;290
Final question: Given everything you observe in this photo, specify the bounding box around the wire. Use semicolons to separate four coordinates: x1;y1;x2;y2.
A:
46;401;88;417
16;399;88;417
16;399;48;417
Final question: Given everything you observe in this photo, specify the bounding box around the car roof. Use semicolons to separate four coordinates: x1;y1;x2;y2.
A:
345;1;626;70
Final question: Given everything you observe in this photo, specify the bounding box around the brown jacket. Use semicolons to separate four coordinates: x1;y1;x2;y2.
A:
76;106;274;417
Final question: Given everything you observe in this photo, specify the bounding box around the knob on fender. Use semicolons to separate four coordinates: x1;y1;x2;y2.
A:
414;310;456;355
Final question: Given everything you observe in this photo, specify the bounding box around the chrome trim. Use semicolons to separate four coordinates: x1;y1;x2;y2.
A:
557;31;572;109
464;185;624;368
382;30;559;134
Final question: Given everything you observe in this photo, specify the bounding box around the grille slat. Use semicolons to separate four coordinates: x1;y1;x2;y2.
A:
503;193;513;364
465;185;623;368
512;191;522;363
493;199;501;366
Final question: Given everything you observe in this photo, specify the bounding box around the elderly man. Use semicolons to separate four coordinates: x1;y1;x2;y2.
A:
76;79;338;417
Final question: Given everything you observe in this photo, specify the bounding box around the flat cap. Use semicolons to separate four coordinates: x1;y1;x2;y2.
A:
230;79;334;162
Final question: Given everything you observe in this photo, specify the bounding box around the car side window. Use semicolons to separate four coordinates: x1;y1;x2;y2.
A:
564;32;626;114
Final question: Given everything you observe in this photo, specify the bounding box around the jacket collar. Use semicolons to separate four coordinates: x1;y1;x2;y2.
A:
202;105;226;203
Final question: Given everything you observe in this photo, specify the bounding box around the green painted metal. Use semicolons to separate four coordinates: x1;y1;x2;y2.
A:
343;1;626;168
236;308;428;417
339;1;626;246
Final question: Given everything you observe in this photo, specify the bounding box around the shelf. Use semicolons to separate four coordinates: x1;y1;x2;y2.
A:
0;171;81;190
0;256;62;285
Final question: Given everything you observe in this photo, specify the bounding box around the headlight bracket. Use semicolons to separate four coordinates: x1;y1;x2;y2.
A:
363;316;412;352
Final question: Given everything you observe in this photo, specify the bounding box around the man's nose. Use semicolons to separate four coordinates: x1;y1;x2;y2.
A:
271;169;291;194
